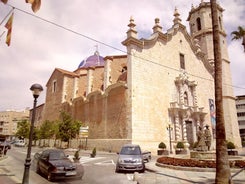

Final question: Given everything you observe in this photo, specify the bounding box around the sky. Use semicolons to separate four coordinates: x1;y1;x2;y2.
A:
0;0;244;111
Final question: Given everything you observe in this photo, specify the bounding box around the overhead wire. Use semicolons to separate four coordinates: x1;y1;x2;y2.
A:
3;3;245;92
0;7;14;26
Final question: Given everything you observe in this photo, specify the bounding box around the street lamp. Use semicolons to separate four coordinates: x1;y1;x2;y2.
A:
22;83;43;184
167;124;173;154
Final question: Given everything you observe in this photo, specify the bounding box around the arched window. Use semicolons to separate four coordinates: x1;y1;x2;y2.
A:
196;17;201;31
52;80;57;93
219;16;222;30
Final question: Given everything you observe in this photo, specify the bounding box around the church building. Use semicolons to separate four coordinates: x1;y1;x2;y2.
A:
39;1;241;154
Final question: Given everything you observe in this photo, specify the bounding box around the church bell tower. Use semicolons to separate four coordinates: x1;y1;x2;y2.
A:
187;1;241;147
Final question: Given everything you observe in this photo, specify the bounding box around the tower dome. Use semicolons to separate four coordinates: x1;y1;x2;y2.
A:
78;51;105;69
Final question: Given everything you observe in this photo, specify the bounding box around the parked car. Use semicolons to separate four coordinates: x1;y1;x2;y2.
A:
0;141;11;155
115;144;145;173
14;140;25;147
33;149;84;181
142;151;151;162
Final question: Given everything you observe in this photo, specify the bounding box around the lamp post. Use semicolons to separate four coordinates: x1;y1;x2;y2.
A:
167;124;173;154
22;83;43;184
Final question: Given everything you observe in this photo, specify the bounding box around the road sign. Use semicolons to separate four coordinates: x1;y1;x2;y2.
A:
79;126;89;138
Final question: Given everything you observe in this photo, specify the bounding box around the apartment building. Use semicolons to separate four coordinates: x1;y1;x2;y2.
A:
0;108;30;139
236;95;245;146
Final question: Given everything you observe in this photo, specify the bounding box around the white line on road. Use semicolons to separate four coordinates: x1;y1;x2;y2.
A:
94;159;115;165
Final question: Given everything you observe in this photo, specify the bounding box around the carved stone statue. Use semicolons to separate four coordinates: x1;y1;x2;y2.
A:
196;126;206;151
204;125;212;151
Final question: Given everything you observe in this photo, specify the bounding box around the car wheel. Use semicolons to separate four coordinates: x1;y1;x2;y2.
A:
115;165;120;173
36;162;41;174
36;164;41;174
140;165;145;173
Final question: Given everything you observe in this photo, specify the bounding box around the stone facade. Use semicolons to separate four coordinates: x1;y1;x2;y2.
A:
38;1;241;154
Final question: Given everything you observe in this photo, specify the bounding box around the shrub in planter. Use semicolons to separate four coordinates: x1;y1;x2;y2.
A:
176;142;185;150
227;141;235;150
90;147;96;158
175;142;187;154
158;142;169;155
158;142;166;149
226;141;238;155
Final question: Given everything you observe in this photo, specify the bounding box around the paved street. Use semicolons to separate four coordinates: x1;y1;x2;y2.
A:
1;147;245;184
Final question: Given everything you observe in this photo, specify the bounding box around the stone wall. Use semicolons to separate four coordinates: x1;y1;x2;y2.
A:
71;82;130;150
35;138;131;153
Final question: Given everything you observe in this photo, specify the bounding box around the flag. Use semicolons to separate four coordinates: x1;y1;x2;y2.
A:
26;0;41;13
4;13;13;46
0;0;8;4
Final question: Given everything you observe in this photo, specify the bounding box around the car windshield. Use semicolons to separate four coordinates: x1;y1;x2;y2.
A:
120;146;141;155
49;151;66;160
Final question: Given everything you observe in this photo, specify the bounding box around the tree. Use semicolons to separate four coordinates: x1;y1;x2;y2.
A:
210;0;231;183
58;111;82;147
231;26;245;52
51;120;60;147
39;120;55;147
15;120;30;139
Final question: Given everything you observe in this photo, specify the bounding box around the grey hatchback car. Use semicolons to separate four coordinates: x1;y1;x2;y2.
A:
115;144;145;173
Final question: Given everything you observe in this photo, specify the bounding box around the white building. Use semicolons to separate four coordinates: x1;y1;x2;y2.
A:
236;95;245;146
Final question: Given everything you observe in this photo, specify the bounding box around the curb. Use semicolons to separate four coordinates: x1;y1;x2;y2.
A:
145;167;157;173
155;162;244;173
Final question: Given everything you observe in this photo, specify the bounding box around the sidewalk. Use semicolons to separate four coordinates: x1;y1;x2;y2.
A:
137;149;245;184
140;156;244;184
0;156;20;184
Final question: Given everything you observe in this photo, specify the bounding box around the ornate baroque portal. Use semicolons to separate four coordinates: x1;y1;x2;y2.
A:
168;72;207;148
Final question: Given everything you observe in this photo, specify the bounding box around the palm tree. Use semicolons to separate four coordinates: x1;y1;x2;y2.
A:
210;0;231;183
231;26;245;52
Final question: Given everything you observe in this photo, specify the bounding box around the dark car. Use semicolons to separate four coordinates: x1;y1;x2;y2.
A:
33;149;84;181
0;141;11;155
115;144;145;173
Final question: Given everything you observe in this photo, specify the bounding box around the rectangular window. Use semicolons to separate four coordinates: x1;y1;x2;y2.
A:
52;81;57;93
180;53;185;69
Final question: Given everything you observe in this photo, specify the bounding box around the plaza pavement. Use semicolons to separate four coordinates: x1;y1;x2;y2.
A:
136;148;245;184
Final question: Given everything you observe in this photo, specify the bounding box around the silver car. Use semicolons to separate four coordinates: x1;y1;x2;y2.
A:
115;144;145;173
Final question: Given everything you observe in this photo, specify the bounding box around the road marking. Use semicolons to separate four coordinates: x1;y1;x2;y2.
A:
94;159;115;165
126;172;142;182
14;149;36;156
126;173;134;181
68;156;105;164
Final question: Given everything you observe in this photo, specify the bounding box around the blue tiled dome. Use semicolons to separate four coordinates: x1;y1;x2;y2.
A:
78;51;105;69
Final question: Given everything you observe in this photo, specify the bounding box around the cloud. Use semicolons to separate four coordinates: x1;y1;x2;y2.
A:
0;0;244;111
